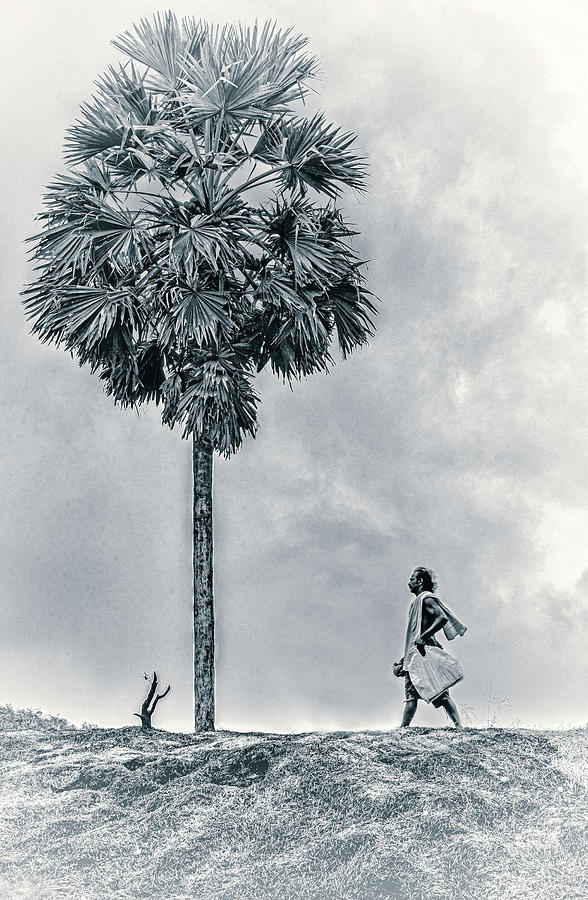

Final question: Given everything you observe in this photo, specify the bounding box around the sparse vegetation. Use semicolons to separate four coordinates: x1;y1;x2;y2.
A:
0;704;72;732
485;684;513;728
0;705;585;899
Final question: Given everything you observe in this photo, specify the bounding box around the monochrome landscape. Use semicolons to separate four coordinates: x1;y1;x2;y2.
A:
1;1;587;896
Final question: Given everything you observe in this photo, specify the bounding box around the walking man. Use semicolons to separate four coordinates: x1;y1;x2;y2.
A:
393;567;466;727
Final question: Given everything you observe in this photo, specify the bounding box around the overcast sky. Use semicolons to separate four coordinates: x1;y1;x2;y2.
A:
1;0;587;732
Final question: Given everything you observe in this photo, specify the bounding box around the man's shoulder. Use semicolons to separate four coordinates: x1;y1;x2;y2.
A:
421;592;442;612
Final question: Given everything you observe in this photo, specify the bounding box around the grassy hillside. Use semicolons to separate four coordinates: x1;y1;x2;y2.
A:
0;706;585;899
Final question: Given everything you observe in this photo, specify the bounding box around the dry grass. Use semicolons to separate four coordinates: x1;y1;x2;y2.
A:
0;706;585;899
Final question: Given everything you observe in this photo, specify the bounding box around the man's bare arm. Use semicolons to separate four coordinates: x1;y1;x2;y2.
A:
415;596;448;646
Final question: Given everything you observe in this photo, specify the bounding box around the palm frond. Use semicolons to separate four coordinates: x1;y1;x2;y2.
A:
170;350;259;453
326;277;378;358
33;285;145;352
33;186;156;276
142;195;244;276
91;204;154;271
64;103;129;165
135;341;167;401
97;327;140;405
270;293;332;377
257;199;351;284
240;275;331;378
232;21;318;109
252;113;367;197
39;164;123;208
158;287;235;349
177;21;317;128
96;63;156;125
28;222;96;280
111;12;207;90
252;271;305;309
64;65;168;166
170;214;237;272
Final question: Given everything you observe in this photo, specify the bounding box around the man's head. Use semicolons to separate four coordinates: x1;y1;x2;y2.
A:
408;567;437;595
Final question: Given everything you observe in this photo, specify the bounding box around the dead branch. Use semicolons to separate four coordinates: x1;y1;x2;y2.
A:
134;671;171;730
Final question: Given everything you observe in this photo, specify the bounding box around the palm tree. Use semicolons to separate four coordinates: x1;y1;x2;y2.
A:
23;13;376;731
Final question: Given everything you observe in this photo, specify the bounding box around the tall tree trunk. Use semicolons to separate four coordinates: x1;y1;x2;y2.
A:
193;438;215;731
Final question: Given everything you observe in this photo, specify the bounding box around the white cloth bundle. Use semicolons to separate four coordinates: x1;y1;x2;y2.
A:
407;645;464;702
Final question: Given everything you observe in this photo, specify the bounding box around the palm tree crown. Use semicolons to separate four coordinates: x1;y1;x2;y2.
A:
24;13;376;455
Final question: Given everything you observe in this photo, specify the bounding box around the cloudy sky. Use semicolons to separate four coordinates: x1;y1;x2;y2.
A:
1;0;587;732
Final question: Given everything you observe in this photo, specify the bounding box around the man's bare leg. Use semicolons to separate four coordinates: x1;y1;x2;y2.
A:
401;699;418;726
440;696;462;728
